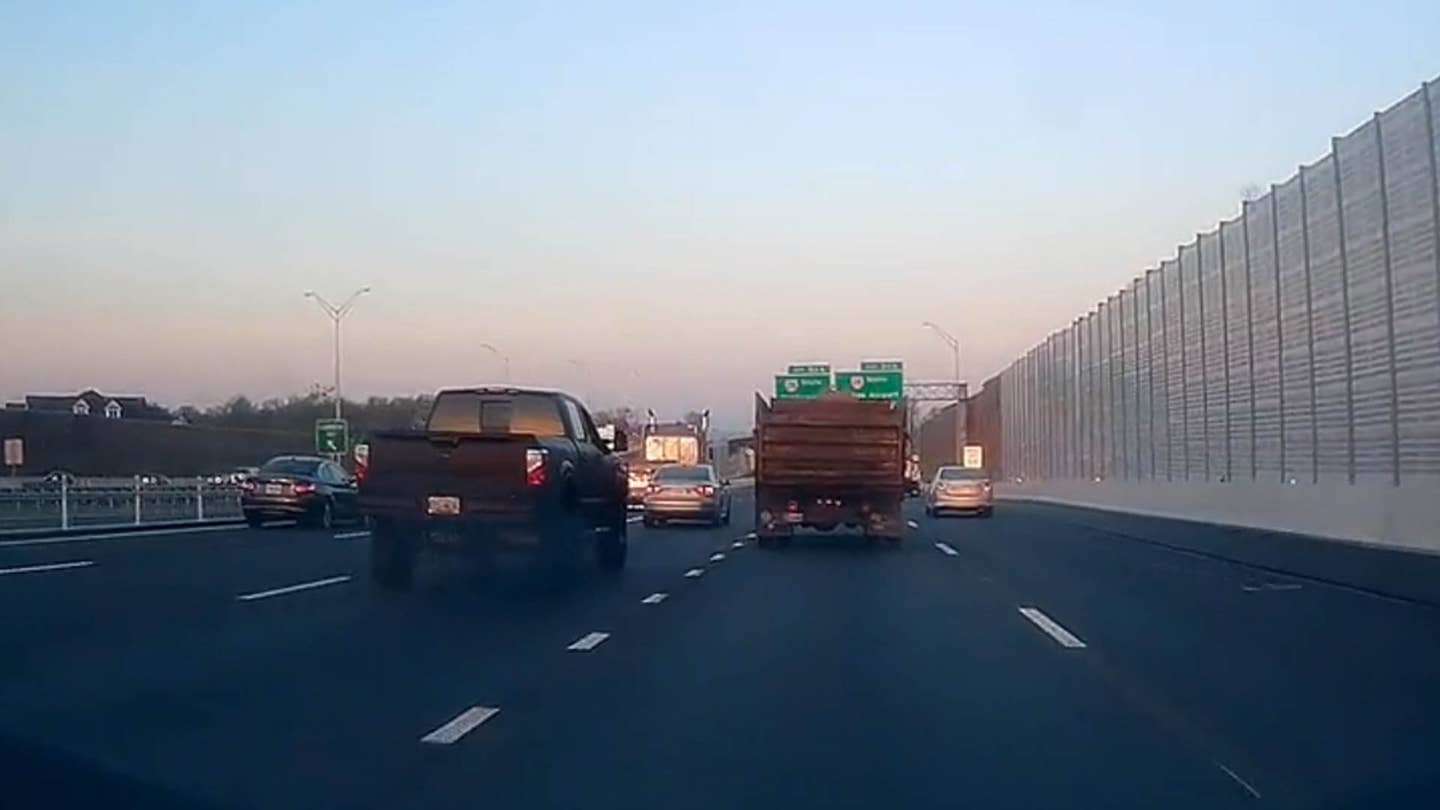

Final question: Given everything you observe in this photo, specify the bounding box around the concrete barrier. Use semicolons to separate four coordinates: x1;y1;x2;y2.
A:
995;479;1440;556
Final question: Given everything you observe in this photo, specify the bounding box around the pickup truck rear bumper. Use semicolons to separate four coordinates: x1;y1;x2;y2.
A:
361;495;589;551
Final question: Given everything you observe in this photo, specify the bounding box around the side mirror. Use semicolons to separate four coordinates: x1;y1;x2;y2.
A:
610;432;629;453
722;478;731;487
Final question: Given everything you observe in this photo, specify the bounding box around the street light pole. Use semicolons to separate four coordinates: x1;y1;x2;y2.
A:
304;287;372;420
479;343;511;382
922;321;964;465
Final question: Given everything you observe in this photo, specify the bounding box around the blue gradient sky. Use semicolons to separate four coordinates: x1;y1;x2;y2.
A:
3;1;1438;427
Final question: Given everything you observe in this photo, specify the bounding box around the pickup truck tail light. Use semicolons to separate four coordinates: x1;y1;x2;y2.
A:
696;485;715;497
525;449;548;488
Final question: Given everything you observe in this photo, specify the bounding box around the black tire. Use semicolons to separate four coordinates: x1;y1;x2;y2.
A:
244;512;265;529
597;521;627;572
722;504;732;526
370;525;417;590
309;499;334;531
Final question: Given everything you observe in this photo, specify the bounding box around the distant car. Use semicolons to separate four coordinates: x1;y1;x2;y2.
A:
925;466;993;518
642;464;731;528
240;455;361;529
137;473;172;487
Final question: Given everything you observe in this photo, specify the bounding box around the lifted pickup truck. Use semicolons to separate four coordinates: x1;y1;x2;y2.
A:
358;387;630;589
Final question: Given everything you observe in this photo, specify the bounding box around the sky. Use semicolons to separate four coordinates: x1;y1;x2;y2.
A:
3;1;1438;429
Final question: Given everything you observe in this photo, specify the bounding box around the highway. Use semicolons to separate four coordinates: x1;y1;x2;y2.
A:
3;493;1439;809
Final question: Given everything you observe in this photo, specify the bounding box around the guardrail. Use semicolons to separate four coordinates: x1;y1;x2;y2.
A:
0;478;243;533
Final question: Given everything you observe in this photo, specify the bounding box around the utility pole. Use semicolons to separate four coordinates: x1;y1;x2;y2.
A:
922;321;964;464
304;287;372;420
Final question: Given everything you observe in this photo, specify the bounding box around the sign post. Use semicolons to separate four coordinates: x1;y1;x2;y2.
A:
963;444;984;469
315;419;349;457
3;437;22;476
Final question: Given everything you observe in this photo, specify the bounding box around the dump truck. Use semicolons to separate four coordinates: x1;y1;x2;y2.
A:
753;392;906;544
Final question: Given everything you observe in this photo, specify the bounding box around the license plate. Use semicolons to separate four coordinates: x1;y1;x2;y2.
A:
427;496;461;516
264;484;282;495
783;512;804;524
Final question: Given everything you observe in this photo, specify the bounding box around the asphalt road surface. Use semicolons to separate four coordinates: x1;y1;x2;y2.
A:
3;493;1439;809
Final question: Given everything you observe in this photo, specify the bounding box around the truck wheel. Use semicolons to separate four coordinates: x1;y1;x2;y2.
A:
597;522;627;572
371;526;416;590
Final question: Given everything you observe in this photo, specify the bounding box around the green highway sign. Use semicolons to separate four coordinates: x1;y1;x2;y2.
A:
860;360;903;372
786;363;831;375
835;370;903;400
315;418;349;454
774;373;831;399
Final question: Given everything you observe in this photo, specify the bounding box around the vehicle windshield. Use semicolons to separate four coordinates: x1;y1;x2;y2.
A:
259;458;322;477
938;468;988;481
653;465;714;483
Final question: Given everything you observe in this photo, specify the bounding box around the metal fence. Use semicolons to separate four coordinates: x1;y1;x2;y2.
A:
0;478;243;533
1001;77;1440;486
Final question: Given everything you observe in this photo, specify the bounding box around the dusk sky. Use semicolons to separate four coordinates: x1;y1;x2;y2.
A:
3;1;1438;428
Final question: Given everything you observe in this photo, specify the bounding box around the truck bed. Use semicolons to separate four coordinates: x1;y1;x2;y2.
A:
755;395;905;489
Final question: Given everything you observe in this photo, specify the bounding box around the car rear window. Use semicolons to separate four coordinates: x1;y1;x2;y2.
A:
938;467;987;481
260;458;322;476
427;392;567;437
654;465;714;482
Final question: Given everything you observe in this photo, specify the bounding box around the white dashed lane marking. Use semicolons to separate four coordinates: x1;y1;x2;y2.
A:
1017;607;1087;649
566;632;610;651
0;560;95;577
731;540;745;549
626;516;643;524
641;592;667;604
1214;761;1262;799
709;552;725;562
907;520;919;529
684;568;705;578
934;542;958;556
236;575;351;602
333;530;370;540
420;706;500;745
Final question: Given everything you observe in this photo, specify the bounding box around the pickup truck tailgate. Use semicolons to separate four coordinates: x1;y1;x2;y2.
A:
360;432;535;517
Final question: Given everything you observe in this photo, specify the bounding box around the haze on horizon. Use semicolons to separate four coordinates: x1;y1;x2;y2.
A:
4;1;1438;429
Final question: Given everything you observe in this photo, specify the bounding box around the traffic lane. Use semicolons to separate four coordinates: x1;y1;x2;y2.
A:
924;501;1440;807
0;502;753;810
403;524;1245;810
0;522;367;655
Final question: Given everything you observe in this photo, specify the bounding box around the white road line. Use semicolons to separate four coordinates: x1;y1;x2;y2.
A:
709;552;726;562
1017;607;1087;649
935;542;958;556
0;522;247;548
907;519;920;529
626;516;643;524
641;592;668;604
567;631;610;651
731;540;745;549
1214;761;1262;799
744;532;756;539
420;706;500;745
236;575;351;602
1243;582;1302;593
333;530;371;540
0;560;96;577
684;568;705;578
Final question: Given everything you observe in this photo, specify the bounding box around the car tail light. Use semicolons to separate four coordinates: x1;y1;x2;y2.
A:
525;449;547;488
241;480;256;493
786;499;799;512
292;482;316;495
647;483;662;494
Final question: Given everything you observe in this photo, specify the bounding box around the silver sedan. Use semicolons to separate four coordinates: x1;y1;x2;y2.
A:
925;466;994;518
642;464;732;527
